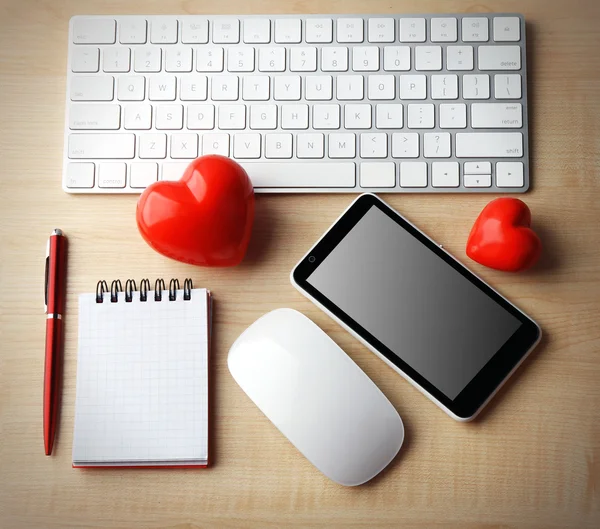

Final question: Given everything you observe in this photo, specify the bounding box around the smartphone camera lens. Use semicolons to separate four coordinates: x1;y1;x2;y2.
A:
308;256;316;263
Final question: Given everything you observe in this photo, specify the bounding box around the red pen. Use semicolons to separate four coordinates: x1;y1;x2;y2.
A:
44;229;67;456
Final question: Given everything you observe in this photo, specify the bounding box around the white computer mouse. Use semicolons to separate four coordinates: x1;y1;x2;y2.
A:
228;308;404;486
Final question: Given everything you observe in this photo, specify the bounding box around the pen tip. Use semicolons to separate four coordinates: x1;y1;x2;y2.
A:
52;229;63;236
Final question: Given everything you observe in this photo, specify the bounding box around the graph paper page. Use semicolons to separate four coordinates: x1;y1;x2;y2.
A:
73;289;209;466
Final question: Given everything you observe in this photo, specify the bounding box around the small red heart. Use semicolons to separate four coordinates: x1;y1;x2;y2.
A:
466;198;542;272
136;155;254;267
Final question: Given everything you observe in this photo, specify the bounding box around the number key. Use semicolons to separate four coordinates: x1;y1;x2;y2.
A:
321;47;348;72
290;47;317;72
134;47;161;72
227;47;255;72
196;47;224;72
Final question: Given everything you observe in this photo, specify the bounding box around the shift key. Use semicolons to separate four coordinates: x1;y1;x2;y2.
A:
68;133;135;158
455;133;523;157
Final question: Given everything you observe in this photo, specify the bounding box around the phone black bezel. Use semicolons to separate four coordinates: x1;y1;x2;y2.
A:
292;194;541;419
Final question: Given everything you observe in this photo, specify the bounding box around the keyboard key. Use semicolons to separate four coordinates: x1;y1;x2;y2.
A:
124;104;152;129
170;133;199;158
493;17;520;42
274;75;301;100
337;75;364;100
407;104;434;128
181;17;209;44
337;19;364;43
103;47;130;72
360;133;387;158
415;46;442;71
119;18;147;44
281;104;309;129
392;133;419;158
130;163;158;188
375;104;403;128
431;74;458;99
211;76;239;101
424;132;450;157
250;105;277;130
455;132;523;157
134;47;161;72
258;47;286;72
360;162;395;187
218;104;246;129
297;133;325;158
462;17;488;42
313;104;340;129
265;133;293;158
243;19;271;43
464;174;492;187
305;75;333;100
463;74;489;99
471;103;522;128
166;47;193;72
71;48;99;72
149;76;176;101
494;74;522;99
66;163;95;188
69;104;120;130
399;18;426;42
233;133;261;158
242;76;270;100
98;162;126;188
180;76;208;101
368;75;395;100
439;104;467;128
383;46;410;71
213;19;240;44
446;46;473;71
240;162;355;187
187;104;215;129
196;47;224;72
478;46;521;70
202;133;230;155
321;47;348;72
352;46;379;71
70;76;113;101
344;104;371;129
227;47;255;72
328;133;356;158
432;162;459;187
162;163;189;181
400;161;427;187
305;19;333;43
464;161;491;174
430;18;457;42
150;19;178;44
73;18;116;44
139;133;167;158
290;47;317;72
274;19;301;43
496;162;524;187
368;18;395;43
399;75;426;99
155;104;183;129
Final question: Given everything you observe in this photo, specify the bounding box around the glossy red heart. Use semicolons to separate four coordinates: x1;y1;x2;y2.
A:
466;198;542;272
136;155;254;267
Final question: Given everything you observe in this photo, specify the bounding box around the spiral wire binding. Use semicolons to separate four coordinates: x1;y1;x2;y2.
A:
140;279;150;302
154;279;166;301
95;278;193;303
95;280;109;303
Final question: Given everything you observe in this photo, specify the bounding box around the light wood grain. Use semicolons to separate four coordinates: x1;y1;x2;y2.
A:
1;1;599;527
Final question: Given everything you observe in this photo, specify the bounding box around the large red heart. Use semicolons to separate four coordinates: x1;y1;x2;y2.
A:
466;198;542;272
136;155;254;267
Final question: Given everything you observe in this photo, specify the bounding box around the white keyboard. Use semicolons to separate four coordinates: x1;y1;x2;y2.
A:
63;14;529;194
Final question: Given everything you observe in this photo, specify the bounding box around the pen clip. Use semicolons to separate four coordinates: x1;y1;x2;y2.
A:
44;238;50;313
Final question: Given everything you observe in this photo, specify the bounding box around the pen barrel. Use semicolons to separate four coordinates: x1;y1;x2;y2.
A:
47;235;67;315
44;317;64;455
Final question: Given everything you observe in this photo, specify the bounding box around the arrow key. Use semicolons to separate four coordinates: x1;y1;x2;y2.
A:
464;161;491;174
464;173;492;187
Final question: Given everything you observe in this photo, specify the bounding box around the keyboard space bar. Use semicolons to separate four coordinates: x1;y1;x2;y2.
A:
239;162;356;188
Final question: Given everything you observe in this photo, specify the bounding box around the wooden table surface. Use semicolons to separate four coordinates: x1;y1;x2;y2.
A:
1;0;599;527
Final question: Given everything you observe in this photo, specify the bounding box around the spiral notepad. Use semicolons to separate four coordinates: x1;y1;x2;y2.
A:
72;279;211;468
